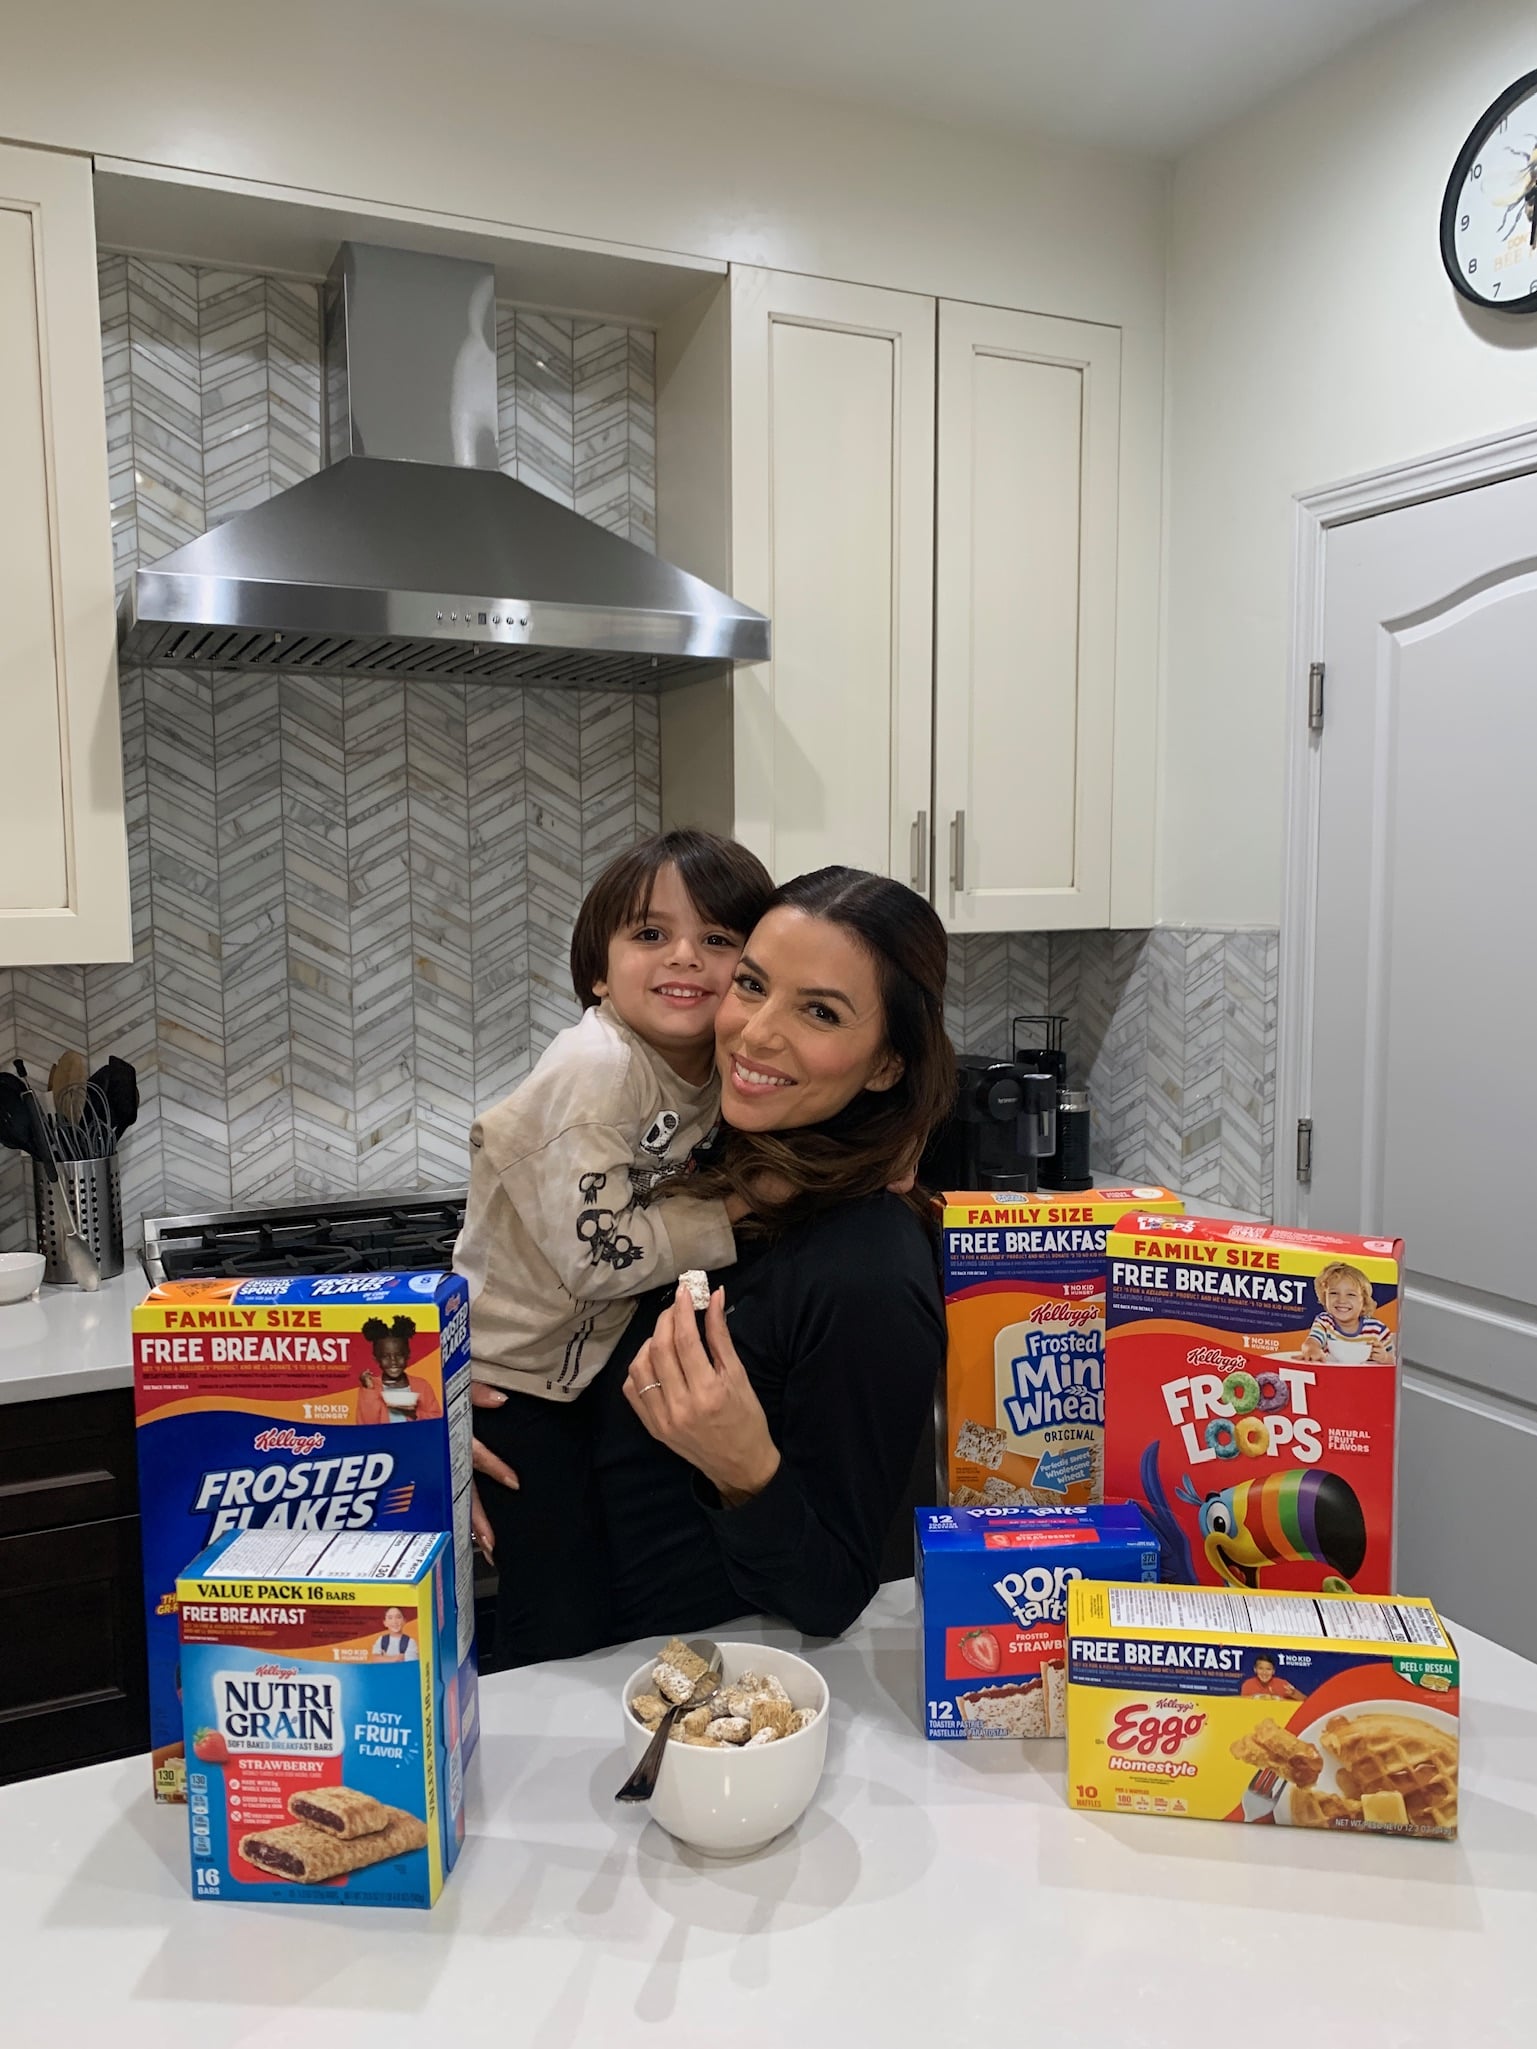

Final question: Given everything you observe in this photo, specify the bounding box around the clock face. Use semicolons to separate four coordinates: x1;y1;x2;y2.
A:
1442;69;1537;312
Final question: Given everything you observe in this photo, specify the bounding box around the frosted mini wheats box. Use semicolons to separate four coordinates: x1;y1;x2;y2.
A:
939;1188;1183;1509
135;1271;478;1802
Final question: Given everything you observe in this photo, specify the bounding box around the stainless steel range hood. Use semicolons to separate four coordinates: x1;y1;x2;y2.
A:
117;243;768;688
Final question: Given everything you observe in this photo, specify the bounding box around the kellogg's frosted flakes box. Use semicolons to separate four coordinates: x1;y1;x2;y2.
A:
939;1188;1183;1508
135;1272;478;1803
915;1503;1158;1739
1066;1581;1458;1838
178;1527;468;1907
1104;1217;1402;1595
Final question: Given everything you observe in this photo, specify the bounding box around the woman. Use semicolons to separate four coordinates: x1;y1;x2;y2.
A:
474;866;953;1665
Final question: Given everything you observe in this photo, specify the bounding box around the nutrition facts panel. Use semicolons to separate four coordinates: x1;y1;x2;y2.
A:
198;1528;442;1582
1104;1585;1449;1647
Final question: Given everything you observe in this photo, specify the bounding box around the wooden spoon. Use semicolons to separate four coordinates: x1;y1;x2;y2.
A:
49;1050;89;1126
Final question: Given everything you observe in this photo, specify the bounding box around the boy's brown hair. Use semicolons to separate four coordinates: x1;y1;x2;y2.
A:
570;829;775;1008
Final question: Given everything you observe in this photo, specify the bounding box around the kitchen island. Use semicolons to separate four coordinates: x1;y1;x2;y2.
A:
0;1582;1531;2045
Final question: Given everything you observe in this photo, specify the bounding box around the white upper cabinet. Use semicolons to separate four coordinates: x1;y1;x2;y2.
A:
0;141;128;965
933;303;1120;932
725;266;935;886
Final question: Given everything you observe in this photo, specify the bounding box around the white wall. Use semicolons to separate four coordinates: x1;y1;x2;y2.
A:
0;0;1170;926
1161;0;1537;925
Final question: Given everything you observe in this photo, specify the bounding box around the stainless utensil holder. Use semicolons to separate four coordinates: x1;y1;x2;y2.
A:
33;1154;124;1284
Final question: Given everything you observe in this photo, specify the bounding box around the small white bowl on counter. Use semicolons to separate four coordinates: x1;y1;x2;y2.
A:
0;1253;45;1305
621;1641;830;1857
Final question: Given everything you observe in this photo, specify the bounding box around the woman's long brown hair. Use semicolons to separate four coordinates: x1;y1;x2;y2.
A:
667;866;954;1235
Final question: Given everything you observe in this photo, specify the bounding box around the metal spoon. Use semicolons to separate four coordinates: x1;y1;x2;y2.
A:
615;1638;723;1804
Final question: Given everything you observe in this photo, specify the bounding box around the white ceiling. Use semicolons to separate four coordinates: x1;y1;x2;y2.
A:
438;0;1431;156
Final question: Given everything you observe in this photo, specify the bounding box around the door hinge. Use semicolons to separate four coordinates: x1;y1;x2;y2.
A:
1307;662;1326;734
1296;1117;1313;1184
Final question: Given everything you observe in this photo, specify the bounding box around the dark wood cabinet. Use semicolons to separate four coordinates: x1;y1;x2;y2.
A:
0;1387;148;1783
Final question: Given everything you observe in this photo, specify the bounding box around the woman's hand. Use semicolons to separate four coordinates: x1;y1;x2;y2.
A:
623;1284;781;1505
469;1383;519;1563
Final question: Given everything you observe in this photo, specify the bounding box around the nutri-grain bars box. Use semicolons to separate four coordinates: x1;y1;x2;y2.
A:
178;1527;468;1907
915;1503;1158;1739
1104;1216;1402;1595
939;1188;1183;1508
135;1272;478;1803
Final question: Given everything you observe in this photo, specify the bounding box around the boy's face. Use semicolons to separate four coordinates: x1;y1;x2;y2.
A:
1323;1276;1366;1326
592;862;744;1074
1255;1658;1275;1683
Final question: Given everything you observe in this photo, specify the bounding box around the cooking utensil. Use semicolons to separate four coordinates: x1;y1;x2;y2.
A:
92;1055;139;1140
49;1050;89;1127
0;1074;44;1159
614;1638;723;1804
20;1087;100;1291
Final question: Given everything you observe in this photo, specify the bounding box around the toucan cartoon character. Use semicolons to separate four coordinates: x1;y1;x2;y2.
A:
1138;1443;1366;1592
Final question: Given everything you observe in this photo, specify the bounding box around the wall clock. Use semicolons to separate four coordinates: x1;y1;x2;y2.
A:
1442;68;1537;312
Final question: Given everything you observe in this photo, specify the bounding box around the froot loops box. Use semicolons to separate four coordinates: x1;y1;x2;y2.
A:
915;1503;1158;1739
1065;1581;1458;1838
134;1272;478;1803
939;1188;1183;1508
177;1527;468;1907
1104;1217;1402;1595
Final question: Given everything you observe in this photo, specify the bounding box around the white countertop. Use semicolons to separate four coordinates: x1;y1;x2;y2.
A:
0;1266;139;1404
0;1582;1531;2045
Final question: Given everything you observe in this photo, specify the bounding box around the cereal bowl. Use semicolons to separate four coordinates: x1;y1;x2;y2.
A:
0;1253;45;1305
620;1641;829;1857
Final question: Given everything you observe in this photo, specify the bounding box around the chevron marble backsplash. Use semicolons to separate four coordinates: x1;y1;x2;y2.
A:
944;927;1280;1214
0;256;660;1249
0;255;1280;1252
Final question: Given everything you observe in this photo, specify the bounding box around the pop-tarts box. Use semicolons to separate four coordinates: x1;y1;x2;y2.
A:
939;1187;1183;1508
178;1527;468;1906
135;1272;478;1803
915;1503;1158;1739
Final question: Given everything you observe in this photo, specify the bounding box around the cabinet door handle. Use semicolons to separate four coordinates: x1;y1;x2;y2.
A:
909;810;929;893
949;810;965;893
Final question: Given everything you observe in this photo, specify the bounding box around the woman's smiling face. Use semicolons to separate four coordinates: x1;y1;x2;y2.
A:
714;907;902;1131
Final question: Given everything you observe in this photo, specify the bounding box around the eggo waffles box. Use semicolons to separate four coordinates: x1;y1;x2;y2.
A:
940;1188;1183;1508
1066;1581;1458;1838
1104;1218;1402;1595
135;1272;479;1804
915;1503;1158;1739
177;1527;468;1907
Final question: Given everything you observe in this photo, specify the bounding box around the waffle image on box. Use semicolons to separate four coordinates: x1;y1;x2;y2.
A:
135;1272;478;1803
915;1503;1158;1739
178;1527;469;1907
1104;1216;1401;1595
940;1187;1183;1509
1065;1581;1458;1838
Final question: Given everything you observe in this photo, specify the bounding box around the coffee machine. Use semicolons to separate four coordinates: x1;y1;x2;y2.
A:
922;1053;1059;1196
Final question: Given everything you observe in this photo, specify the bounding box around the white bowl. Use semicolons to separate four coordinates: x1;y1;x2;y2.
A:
1327;1338;1374;1363
620;1640;829;1857
0;1253;45;1305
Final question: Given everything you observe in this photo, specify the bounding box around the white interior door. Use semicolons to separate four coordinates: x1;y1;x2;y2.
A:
933;303;1119;931
1308;471;1537;1655
729;267;935;884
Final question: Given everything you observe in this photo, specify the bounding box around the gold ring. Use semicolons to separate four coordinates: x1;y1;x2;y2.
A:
638;1380;663;1395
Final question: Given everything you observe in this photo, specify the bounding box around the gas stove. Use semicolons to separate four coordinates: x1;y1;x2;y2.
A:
140;1191;468;1285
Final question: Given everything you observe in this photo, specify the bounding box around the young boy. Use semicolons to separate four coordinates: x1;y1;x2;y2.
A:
454;828;773;1658
1297;1260;1394;1363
